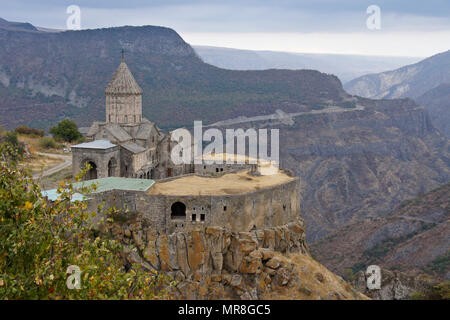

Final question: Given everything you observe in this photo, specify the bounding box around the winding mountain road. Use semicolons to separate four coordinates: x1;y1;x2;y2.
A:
32;152;72;180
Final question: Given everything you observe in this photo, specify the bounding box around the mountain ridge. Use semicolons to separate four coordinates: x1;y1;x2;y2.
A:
344;50;450;139
0;21;347;131
194;45;421;82
344;50;450;99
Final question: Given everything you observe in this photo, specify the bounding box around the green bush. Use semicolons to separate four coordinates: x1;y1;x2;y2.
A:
15;126;45;137
39;137;58;149
0;131;24;161
342;268;355;282
50;119;82;142
424;251;450;277
411;282;450;300
410;291;426;300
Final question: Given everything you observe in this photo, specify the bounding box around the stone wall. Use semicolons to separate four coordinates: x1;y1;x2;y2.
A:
72;146;120;179
154;178;299;234
89;177;300;234
194;162;255;177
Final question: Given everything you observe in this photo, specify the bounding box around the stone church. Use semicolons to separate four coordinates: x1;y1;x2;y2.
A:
71;56;194;180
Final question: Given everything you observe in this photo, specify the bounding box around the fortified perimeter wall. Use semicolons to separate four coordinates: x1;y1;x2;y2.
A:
89;170;300;234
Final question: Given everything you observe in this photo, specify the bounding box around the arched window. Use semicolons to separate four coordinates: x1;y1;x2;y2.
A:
83;161;97;180
170;202;186;220
108;158;117;177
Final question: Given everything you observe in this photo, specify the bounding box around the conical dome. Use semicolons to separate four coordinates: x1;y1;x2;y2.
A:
105;60;143;95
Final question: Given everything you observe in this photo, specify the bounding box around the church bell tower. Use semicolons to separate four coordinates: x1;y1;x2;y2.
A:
105;50;143;124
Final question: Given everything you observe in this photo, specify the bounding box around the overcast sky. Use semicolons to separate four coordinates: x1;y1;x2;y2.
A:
1;0;449;57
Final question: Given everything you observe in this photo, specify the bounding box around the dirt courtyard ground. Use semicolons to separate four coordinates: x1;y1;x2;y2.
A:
147;169;294;196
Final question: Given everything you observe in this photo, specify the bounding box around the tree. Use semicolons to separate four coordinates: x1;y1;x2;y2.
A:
50;119;83;143
0;145;173;299
39;137;58;150
0;131;24;161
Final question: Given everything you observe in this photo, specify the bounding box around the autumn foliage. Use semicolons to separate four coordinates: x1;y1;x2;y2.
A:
0;144;172;299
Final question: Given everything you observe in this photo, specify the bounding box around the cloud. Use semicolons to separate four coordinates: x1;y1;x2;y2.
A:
0;0;448;56
180;31;450;57
2;0;450;32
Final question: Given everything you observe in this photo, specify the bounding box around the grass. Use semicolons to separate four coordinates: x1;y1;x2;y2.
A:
17;133;65;154
262;252;369;300
20;153;64;174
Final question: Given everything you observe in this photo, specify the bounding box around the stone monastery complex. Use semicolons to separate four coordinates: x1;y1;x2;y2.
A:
57;56;303;236
41;56;309;299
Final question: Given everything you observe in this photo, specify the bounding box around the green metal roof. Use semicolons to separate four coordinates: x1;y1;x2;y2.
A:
73;177;155;193
41;190;88;202
42;177;154;201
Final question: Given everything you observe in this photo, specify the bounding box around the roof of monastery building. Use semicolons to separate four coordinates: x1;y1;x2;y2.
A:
86;118;159;142
147;169;294;196
105;60;143;95
42;177;155;201
122;141;147;154
71;139;117;150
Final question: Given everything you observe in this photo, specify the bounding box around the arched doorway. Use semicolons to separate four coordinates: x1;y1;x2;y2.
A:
108;158;117;177
170;202;186;220
84;161;97;180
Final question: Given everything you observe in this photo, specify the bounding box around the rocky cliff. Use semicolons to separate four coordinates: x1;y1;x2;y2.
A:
311;182;450;280
416;83;450;138
104;214;366;300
